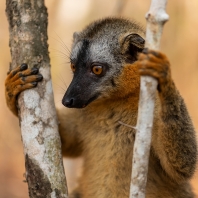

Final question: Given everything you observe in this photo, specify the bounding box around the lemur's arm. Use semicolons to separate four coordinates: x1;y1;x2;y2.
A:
5;64;83;158
57;108;84;157
138;49;197;182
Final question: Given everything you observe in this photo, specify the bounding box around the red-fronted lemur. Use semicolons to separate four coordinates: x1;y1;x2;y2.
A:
5;18;197;198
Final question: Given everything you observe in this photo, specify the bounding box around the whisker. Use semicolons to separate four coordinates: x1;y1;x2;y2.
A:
53;82;66;92
60;76;68;90
55;62;71;67
53;31;71;55
51;36;70;53
54;73;68;91
50;48;70;57
51;54;70;60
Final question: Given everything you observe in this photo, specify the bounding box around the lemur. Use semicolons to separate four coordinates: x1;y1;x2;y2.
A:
5;17;197;198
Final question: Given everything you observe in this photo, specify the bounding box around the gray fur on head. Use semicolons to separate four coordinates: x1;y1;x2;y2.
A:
71;17;145;68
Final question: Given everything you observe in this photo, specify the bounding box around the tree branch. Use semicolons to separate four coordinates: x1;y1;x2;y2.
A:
130;0;169;197
6;0;68;197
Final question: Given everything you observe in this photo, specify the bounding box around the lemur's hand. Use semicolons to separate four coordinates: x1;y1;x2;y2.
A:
137;49;173;94
5;63;43;116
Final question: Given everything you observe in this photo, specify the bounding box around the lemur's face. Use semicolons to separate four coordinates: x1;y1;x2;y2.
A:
62;38;119;108
62;36;144;109
62;19;145;108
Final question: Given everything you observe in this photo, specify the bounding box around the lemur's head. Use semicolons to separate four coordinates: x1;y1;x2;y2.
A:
62;17;145;108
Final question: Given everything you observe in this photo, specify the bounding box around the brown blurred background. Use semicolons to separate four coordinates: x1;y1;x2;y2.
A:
0;0;198;197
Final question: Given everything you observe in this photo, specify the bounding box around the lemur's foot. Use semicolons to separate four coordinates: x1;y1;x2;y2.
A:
137;49;172;93
5;63;43;116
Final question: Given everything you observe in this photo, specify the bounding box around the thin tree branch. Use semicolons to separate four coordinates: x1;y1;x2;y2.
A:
130;0;169;197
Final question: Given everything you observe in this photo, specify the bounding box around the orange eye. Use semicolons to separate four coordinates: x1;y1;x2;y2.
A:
71;64;75;72
92;65;103;75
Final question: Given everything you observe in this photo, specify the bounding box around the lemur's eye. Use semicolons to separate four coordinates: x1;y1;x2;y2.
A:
92;65;103;75
71;64;75;72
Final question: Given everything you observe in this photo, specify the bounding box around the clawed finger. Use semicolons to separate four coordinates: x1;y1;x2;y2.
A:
11;68;39;82
13;83;38;96
139;49;169;62
7;63;28;80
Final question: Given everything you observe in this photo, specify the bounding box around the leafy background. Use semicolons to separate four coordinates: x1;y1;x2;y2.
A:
0;0;198;197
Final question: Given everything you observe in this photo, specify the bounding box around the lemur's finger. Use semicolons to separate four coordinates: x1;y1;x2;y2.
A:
141;48;167;59
11;67;39;82
138;52;169;69
12;74;43;86
6;63;28;80
142;48;160;57
138;52;147;61
145;53;164;63
13;82;38;96
139;68;165;79
138;61;168;72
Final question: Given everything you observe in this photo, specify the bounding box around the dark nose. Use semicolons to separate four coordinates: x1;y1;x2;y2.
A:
62;97;74;108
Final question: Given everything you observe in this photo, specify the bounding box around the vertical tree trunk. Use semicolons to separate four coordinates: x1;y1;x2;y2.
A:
130;0;169;198
6;0;68;197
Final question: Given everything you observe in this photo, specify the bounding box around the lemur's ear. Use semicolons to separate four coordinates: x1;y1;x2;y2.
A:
120;33;145;62
120;33;145;54
129;33;144;48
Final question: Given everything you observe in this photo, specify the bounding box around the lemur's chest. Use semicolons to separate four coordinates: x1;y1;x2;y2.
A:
79;116;135;198
80;106;136;158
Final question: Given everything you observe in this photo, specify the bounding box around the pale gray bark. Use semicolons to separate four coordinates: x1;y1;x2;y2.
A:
6;0;68;197
130;0;169;197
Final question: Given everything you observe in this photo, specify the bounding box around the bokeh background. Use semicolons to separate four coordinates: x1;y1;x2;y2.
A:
0;0;198;197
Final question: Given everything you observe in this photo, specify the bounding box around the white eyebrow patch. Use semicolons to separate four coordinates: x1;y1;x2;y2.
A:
89;40;113;64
